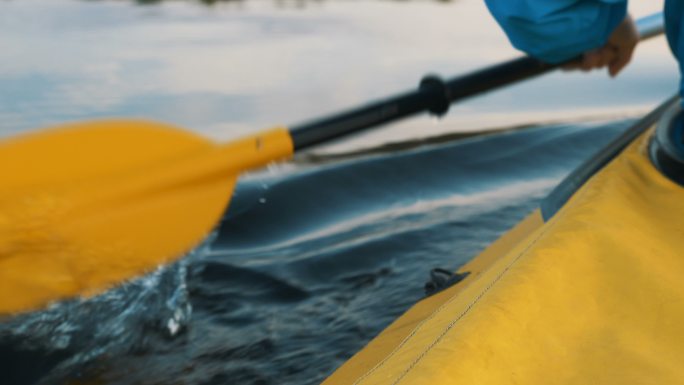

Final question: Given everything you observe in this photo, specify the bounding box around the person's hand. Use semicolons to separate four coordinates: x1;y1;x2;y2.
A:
563;14;639;77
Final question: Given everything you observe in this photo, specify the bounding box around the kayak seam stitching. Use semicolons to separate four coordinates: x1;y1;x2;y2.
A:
388;160;604;384
350;254;518;385
352;213;555;384
389;223;552;384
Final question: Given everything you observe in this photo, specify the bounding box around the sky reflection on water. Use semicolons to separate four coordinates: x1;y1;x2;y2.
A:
0;0;676;151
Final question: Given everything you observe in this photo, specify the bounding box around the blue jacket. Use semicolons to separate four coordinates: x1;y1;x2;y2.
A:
486;0;684;96
665;0;684;97
485;0;627;63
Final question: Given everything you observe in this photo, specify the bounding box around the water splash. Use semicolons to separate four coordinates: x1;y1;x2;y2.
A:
0;232;216;384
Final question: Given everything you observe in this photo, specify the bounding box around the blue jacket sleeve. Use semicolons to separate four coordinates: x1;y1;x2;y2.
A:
485;0;628;63
665;0;684;100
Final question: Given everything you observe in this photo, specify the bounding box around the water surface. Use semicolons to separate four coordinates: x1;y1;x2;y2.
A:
0;1;677;384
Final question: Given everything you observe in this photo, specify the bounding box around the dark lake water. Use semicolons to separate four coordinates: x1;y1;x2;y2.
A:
0;0;678;384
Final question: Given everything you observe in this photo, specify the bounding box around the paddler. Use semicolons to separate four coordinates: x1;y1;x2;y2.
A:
485;1;683;103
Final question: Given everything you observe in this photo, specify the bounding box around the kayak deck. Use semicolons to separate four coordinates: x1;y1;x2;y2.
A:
324;101;684;384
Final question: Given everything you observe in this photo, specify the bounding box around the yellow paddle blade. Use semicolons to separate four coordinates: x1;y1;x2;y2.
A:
0;120;293;315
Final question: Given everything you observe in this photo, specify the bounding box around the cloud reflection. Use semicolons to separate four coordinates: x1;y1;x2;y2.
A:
0;0;676;150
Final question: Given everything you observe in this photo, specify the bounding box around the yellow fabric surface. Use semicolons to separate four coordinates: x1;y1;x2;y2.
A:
326;128;684;384
323;211;544;384
0;121;293;315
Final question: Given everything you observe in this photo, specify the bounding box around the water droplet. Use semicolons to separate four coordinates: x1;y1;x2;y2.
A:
167;315;180;336
259;198;267;204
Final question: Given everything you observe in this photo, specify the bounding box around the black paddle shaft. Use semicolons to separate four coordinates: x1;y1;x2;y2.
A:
289;11;664;151
289;56;560;150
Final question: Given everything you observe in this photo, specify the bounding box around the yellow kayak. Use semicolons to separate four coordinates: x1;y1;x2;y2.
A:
324;97;684;384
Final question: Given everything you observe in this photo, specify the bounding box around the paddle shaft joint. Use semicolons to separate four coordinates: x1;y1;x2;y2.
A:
290;57;557;150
